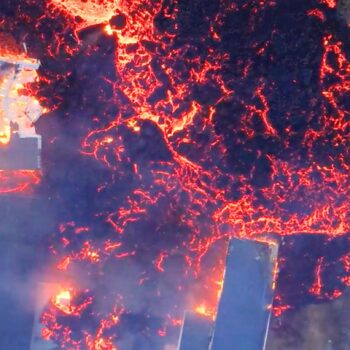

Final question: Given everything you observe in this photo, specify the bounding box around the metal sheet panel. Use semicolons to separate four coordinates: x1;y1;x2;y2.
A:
177;312;213;350
0;135;41;170
210;238;278;350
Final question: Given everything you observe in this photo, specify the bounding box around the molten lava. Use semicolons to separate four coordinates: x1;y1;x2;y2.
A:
0;32;42;192
2;0;350;348
52;288;93;316
48;0;121;30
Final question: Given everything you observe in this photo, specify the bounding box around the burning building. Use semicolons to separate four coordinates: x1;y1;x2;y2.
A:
0;33;42;170
177;238;278;350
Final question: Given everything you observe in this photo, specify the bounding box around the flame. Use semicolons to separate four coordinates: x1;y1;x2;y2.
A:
195;303;215;319
51;288;93;316
0;125;11;145
52;289;73;314
86;337;118;350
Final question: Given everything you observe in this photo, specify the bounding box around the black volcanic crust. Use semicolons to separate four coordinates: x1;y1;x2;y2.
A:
110;13;127;29
0;0;350;349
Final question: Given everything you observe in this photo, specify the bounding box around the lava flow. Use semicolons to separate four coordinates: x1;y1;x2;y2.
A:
1;0;350;349
0;170;40;194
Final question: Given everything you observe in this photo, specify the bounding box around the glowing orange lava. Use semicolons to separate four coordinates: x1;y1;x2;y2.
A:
48;0;121;29
51;288;93;316
0;170;41;194
195;303;216;319
12;0;350;347
52;289;73;315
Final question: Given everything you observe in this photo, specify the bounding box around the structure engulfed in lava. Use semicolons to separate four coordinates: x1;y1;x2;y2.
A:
1;0;350;348
0;32;42;192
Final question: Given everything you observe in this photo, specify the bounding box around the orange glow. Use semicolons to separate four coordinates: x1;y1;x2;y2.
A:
0;32;37;64
155;252;168;272
52;289;72;314
104;24;114;36
41;327;54;340
57;257;71;271
341;276;350;286
74;11;350;346
0;43;41;146
86;336;117;350
195;303;215;319
319;0;336;8
0;33;42;195
0;170;40;194
85;306;124;350
309;257;324;296
271;260;279;291
51;288;93;316
0;126;11;145
216;279;224;299
22;0;350;346
341;253;350;272
56;241;101;270
272;303;292;317
307;9;326;21
48;0;120;30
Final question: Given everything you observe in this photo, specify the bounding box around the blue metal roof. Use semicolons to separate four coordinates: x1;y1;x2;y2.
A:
210;238;278;350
